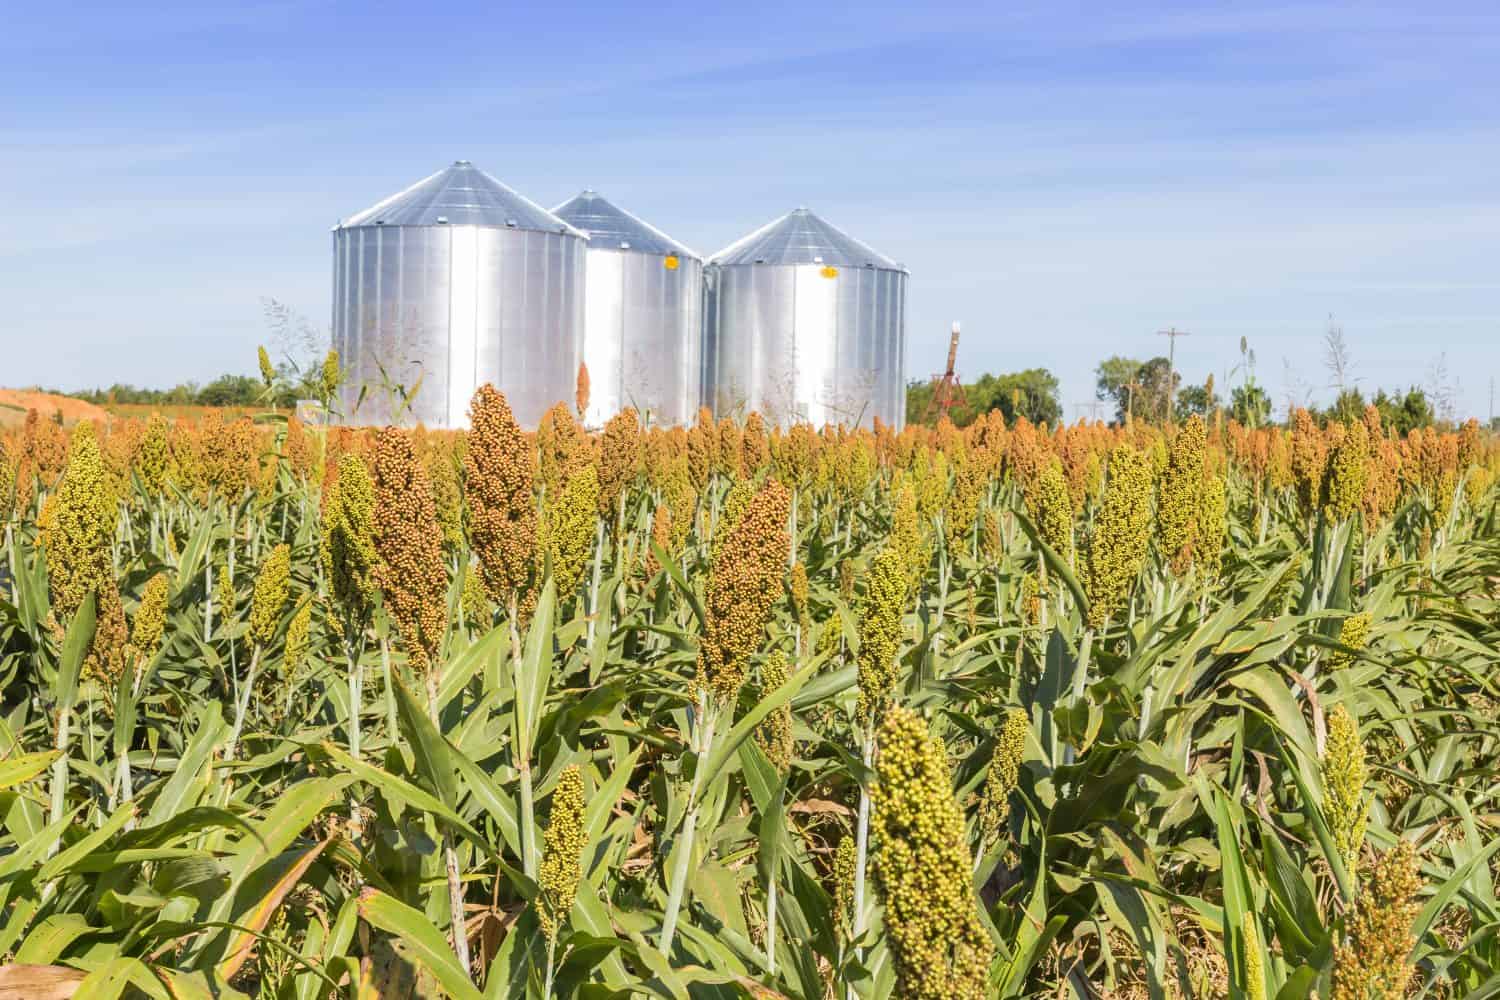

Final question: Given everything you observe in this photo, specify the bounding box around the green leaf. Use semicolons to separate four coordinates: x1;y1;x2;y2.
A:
392;677;460;808
1013;509;1089;617
55;591;97;709
700;665;814;792
0;750;59;791
514;578;556;763
358;889;484;1000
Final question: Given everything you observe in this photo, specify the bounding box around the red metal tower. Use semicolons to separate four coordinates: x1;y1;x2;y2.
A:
923;321;967;423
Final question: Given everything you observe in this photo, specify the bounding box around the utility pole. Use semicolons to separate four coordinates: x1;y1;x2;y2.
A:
1123;378;1144;428
1157;326;1191;425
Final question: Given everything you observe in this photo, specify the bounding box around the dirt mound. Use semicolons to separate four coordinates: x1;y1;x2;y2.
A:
0;389;112;428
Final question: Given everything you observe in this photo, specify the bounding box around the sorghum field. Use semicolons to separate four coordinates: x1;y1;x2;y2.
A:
0;381;1497;999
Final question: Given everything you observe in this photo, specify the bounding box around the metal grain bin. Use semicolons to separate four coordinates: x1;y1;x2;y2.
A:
702;208;907;429
332;161;586;429
552;191;702;428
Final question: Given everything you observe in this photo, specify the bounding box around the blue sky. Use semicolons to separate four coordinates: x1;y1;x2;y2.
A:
3;1;1496;420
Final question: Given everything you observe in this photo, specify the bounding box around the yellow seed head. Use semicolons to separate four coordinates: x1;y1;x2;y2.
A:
320;349;341;402
890;479;929;595
980;708;1028;842
128;572;170;676
871;706;995;1000
1197;473;1228;581
833;835;858;930
1156;415;1205;576
216;562;237;625
41;422;118;624
135;414;172;496
1024;456;1073;561
460;562;490;626
538;765;586;942
249;543;291;647
321;453;378;627
257;345;276;387
424;437;465;551
754;652;794;774
1322;704;1368;881
944;452;986;555
541;461;600;601
857;547;907;727
1081;445;1154;629
284;602;311;676
1323;419;1369;523
774;422;819;491
1332;841;1421;1000
1329;613;1370;671
1243;917;1267;1000
788;561;810;632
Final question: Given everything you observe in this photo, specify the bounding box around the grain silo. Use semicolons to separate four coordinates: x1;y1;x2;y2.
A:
331;161;586;429
552;191;702;428
702;208;907;429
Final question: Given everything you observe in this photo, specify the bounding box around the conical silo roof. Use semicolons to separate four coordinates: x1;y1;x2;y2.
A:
340;161;582;234
552;190;698;258
709;208;903;271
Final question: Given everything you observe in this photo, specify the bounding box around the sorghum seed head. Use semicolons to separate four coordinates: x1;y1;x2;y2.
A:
1290;408;1328;520
1024;456;1073;561
284;602;312;676
754;652;794;774
257;345;276;388
871;706;995;1000
1081;445;1154;629
1323;419;1369;524
464;385;537;606
249;543;291;647
1332;840;1421;1000
597;408;643;521
1156;415;1205;576
857;547;907;727
321;452;378;627
371;427;448;672
1196;472;1228;581
538;765;586;942
541;460;600;602
1322;704;1369;882
980;708;1027;842
130;572;170;667
1329;613;1370;671
697;478;791;705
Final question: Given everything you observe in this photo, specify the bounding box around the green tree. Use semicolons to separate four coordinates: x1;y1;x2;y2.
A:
1372;387;1433;436
1330;387;1367;426
906;368;1061;428
1095;356;1144;423
1231;383;1272;427
1095;356;1177;424
1175;382;1219;420
197;374;262;407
